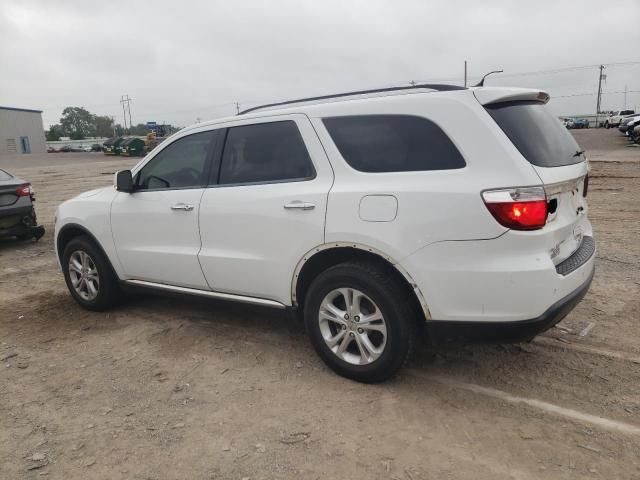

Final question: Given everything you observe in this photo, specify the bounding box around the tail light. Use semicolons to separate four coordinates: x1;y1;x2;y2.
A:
482;186;547;230
16;183;35;201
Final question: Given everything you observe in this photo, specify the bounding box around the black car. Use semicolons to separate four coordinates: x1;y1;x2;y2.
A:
91;143;103;152
0;169;45;241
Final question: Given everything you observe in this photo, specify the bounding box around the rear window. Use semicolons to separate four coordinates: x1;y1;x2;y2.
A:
323;115;465;173
486;101;584;167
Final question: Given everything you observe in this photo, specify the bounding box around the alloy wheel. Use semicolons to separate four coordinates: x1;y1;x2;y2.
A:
318;288;387;365
68;250;100;301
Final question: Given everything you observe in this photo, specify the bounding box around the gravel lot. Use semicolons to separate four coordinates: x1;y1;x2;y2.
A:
1;130;639;479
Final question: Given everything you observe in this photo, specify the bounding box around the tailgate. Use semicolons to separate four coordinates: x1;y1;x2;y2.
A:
533;162;590;265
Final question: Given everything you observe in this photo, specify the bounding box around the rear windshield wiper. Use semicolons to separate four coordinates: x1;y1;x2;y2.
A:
573;150;585;158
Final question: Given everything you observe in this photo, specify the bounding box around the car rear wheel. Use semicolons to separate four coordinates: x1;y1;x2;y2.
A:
304;262;416;383
62;236;121;311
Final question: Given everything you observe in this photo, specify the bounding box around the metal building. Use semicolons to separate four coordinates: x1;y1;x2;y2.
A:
0;106;47;155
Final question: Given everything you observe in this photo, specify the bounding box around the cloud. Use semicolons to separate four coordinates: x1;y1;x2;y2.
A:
1;0;639;128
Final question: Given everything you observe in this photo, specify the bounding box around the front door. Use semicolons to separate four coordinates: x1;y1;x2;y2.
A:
111;129;219;289
198;116;333;305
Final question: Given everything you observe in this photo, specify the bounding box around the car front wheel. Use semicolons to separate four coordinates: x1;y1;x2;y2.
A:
304;262;416;383
62;236;121;311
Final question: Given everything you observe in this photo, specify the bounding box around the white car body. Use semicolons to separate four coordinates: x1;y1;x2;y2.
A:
55;85;595;348
606;109;635;128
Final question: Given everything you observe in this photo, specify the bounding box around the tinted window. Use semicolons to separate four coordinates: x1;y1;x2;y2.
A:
486;101;584;168
621;110;634;116
136;131;216;190
322;115;465;173
219;121;314;185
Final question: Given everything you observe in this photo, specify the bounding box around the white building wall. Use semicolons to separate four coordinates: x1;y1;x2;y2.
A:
0;107;47;155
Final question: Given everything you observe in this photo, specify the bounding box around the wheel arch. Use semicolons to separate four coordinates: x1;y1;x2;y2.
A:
56;223;119;279
292;242;431;321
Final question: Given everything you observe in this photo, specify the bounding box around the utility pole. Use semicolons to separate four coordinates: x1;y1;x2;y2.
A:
624;85;628;109
111;116;116;137
595;65;605;128
235;102;240;114
464;60;467;88
120;95;133;133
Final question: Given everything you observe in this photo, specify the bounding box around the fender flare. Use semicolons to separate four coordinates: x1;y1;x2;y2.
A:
291;241;431;319
56;223;120;278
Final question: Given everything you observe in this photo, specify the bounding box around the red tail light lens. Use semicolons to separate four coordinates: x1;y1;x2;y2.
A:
482;186;547;230
16;183;35;200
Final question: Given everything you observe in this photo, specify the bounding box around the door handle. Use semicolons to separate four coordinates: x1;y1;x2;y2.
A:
171;203;194;211
284;201;315;210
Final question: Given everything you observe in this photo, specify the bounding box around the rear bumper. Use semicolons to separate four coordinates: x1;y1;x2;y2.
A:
0;206;44;239
425;264;594;344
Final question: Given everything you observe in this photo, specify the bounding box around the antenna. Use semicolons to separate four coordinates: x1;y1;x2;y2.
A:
475;70;504;87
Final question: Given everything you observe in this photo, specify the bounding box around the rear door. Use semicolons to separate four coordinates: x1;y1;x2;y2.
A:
484;100;589;264
110;129;219;289
198;115;333;305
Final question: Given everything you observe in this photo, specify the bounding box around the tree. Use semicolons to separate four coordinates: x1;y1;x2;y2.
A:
60;107;95;139
94;115;115;137
129;123;151;136
46;124;64;141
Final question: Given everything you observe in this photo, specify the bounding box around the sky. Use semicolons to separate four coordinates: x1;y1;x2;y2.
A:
1;0;639;129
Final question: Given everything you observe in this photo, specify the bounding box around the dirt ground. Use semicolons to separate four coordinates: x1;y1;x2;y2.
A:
1;130;639;480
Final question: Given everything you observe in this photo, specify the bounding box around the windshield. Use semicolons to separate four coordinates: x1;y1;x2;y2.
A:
485;101;584;168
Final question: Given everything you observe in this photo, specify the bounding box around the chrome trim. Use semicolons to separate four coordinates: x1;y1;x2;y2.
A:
124;280;286;308
544;176;585;196
284;201;315;210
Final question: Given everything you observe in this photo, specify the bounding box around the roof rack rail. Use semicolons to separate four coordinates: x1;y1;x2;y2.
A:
237;83;465;115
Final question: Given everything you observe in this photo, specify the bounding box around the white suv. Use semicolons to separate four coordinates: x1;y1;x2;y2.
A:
605;109;635;128
55;84;595;382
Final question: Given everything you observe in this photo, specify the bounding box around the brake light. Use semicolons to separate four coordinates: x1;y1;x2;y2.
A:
482;186;547;230
16;183;35;201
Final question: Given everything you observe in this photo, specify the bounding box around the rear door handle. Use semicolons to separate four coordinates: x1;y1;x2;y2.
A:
284;201;315;210
171;203;194;211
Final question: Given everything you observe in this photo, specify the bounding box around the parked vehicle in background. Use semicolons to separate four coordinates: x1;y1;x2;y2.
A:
605;109;635;128
618;114;640;135
91;143;103;152
632;124;640;144
103;137;125;155
0;169;45;241
55;84;595;382
562;118;588;129
572;118;589;129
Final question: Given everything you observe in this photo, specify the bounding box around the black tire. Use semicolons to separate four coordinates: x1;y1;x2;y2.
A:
303;261;417;383
62;235;121;311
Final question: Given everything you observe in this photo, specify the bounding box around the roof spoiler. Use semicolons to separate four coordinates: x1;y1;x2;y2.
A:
474;87;550;106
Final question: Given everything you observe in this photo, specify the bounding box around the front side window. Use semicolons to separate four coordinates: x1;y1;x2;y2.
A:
322;115;466;173
136;131;216;190
218;121;314;185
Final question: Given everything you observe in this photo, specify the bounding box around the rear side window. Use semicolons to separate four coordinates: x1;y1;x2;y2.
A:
322;115;465;173
485;101;583;168
621;110;634;116
0;169;12;181
219;121;314;185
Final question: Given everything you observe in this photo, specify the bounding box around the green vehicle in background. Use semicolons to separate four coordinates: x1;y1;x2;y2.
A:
120;137;146;157
103;136;125;155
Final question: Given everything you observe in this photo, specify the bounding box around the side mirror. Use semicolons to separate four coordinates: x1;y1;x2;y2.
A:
115;170;134;193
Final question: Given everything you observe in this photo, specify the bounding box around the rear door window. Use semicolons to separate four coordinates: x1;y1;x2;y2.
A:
485;101;584;167
218;121;315;185
323;115;465;173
